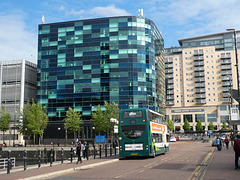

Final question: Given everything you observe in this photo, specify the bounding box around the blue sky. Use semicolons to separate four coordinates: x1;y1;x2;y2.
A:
1;0;240;63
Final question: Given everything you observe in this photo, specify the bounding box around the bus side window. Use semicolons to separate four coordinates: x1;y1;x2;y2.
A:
152;133;156;143
159;134;163;143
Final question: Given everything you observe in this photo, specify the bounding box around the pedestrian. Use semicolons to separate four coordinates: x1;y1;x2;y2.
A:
76;141;82;164
224;135;230;149
233;134;240;170
216;137;221;151
83;141;89;160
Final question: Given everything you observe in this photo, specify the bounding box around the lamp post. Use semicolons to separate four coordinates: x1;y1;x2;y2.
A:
13;110;17;147
147;94;151;109
92;126;95;145
57;127;61;147
110;118;118;146
226;29;239;134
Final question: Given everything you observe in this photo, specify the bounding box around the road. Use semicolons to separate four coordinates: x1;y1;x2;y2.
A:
48;141;214;180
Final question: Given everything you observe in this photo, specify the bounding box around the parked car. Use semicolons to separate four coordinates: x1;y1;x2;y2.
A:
170;136;177;142
175;136;179;141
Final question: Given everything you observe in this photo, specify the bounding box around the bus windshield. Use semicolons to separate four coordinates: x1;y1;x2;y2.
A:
121;125;145;139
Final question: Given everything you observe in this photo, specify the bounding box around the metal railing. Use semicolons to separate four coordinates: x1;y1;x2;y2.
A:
0;157;15;169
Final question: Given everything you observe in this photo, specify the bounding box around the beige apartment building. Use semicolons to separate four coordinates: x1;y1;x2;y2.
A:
165;31;240;132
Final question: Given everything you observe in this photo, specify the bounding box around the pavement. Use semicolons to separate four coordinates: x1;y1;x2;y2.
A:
0;143;239;180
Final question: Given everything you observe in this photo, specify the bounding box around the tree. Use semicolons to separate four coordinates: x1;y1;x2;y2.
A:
0;105;11;144
183;119;190;132
196;120;203;131
208;121;214;130
63;107;83;140
18;99;48;145
104;101;119;134
167;119;174;133
222;121;228;129
92;105;106;135
91;101;119;135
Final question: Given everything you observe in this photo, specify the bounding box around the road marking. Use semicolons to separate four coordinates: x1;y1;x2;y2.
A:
188;148;215;180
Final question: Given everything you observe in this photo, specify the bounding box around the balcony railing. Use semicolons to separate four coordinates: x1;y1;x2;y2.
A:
195;88;206;93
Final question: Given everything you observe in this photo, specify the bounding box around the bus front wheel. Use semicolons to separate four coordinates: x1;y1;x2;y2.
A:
152;148;156;158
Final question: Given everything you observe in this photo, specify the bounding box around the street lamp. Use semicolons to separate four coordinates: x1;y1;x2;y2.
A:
13;110;17;147
147;94;151;109
58;127;61;147
110;118;118;146
92;126;95;145
227;29;239;134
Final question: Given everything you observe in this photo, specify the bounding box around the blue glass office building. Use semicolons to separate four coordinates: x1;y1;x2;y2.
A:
37;16;165;129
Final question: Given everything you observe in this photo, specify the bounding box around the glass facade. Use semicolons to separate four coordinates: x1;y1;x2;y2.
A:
37;16;165;122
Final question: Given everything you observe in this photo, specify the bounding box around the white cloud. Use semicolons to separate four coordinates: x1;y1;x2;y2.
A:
142;0;240;46
0;14;37;63
59;5;65;11
69;9;85;16
88;4;131;17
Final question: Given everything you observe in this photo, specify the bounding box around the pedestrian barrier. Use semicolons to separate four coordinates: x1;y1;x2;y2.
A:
0;157;15;169
0;144;119;174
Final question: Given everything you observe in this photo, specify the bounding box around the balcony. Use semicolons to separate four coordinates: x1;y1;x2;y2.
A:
194;67;205;71
194;61;204;66
222;76;232;81
195;72;205;77
221;59;231;64
167;90;174;95
194;50;204;56
195;83;205;87
223;98;231;103
222;87;230;92
165;64;173;68
222;81;231;87
196;94;206;99
196;99;206;104
165;58;173;63
223;92;231;98
167;95;174;100
166;74;173;79
168;85;174;89
194;56;204;61
221;70;232;75
167;79;174;84
165;69;173;73
195;77;205;82
221;65;232;70
166;100;174;106
221;54;231;59
195;88;206;93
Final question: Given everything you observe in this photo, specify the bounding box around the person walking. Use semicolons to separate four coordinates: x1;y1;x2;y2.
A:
216;137;221;151
224;135;230;149
233;134;240;170
76;141;82;164
83;141;89;160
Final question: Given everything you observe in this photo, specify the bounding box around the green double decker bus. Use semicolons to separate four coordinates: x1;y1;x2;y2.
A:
119;108;169;158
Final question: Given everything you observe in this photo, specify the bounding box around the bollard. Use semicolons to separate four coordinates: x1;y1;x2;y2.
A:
93;145;96;159
24;149;27;171
7;150;11;174
100;145;102;158
38;148;41;169
105;144;107;157
70;147;73;163
61;147;64;164
50;148;53;167
110;144;112;156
